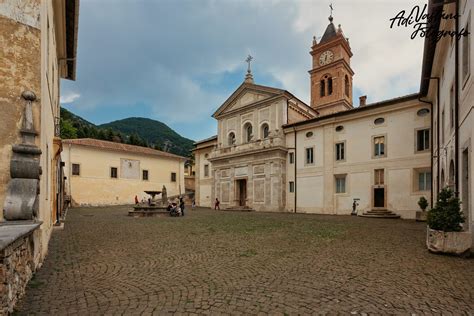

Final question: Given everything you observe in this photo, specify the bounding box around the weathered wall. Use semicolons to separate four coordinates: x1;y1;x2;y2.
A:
0;9;41;223
0;232;36;314
62;145;185;206
1;0;66;265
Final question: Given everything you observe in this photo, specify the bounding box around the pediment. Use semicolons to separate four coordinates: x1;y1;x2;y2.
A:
212;83;284;118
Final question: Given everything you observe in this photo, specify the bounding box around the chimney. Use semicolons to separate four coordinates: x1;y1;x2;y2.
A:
359;95;367;107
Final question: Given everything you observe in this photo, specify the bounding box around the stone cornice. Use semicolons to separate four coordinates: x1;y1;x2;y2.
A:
209;146;288;162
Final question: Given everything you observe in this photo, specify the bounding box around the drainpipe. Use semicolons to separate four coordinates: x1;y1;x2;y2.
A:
285;128;297;213
294;127;297;213
419;76;440;208
454;0;460;196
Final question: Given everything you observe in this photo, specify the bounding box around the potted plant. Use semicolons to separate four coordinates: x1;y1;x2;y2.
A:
426;188;472;255
416;196;428;221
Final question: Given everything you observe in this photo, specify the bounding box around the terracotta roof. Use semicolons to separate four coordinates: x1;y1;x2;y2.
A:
62;138;187;160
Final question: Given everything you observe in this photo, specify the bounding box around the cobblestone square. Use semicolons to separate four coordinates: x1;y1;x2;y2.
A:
16;206;474;315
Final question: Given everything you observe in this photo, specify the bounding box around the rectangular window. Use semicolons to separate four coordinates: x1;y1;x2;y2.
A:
72;163;80;176
374;169;384;185
142;170;149;181
204;164;209;177
171;172;176;182
335;175;346;193
416;129;430;152
335;142;345;161
462;20;470;83
305;147;314;165
373;136;385;158
110;167;118;178
418;171;432;191
450;85;455;129
289;181;295;193
289;152;294;164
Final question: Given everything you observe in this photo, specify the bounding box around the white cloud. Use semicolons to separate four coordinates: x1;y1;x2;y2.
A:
60;92;80;104
62;0;429;139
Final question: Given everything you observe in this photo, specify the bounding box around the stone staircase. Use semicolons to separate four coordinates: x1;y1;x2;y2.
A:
223;206;254;212
359;208;400;219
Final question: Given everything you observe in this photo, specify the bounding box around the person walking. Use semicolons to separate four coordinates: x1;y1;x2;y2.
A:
134;195;139;205
179;196;185;216
214;198;220;210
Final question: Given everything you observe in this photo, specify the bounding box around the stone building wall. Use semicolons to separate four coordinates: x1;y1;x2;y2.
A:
0;229;37;314
0;7;41;223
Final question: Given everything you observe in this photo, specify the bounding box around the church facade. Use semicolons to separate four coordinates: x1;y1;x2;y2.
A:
194;15;431;219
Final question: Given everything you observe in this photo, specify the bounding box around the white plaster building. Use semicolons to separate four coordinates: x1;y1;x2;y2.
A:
194;11;446;219
420;0;473;241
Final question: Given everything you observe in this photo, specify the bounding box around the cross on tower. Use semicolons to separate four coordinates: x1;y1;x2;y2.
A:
245;55;253;73
329;3;334;17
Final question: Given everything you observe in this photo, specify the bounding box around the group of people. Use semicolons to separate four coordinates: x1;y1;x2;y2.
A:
134;194;222;212
167;196;186;216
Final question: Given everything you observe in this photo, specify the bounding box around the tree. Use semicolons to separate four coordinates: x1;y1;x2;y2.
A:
427;188;465;232
105;128;114;141
60;119;77;139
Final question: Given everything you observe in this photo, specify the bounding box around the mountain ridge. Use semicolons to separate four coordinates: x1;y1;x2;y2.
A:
60;107;194;158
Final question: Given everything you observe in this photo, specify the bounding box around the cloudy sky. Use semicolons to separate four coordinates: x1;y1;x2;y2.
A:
61;0;426;141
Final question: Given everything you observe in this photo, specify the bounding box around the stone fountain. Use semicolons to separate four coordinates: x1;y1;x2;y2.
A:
128;186;169;217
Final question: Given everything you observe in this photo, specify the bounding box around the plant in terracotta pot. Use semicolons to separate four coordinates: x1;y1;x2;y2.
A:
426;188;471;255
418;196;428;211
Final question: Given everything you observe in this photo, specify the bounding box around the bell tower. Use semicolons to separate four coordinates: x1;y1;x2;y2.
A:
309;13;354;116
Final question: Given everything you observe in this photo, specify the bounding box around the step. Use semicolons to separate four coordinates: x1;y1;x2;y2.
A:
359;213;401;219
223;207;254;212
364;211;396;215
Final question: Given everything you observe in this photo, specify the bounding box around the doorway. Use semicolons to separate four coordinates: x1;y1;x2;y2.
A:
373;169;385;208
236;179;247;206
374;188;385;208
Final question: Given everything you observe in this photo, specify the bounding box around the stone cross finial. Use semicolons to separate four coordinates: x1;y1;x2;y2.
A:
244;54;254;83
245;54;253;73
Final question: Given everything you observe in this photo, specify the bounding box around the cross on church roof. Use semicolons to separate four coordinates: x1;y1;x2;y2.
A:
329;3;334;23
244;54;254;83
245;55;253;73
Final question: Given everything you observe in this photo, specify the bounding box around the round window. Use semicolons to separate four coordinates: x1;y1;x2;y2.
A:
335;125;344;132
417;108;430;117
374;118;385;125
306;131;314;138
204;153;209;158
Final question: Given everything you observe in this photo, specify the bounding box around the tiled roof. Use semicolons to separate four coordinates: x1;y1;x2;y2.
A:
62;138;187;160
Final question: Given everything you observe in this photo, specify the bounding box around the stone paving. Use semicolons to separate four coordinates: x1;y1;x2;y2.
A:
16;206;474;315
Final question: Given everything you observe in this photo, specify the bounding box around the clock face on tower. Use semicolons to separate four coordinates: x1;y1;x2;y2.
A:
319;50;334;66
